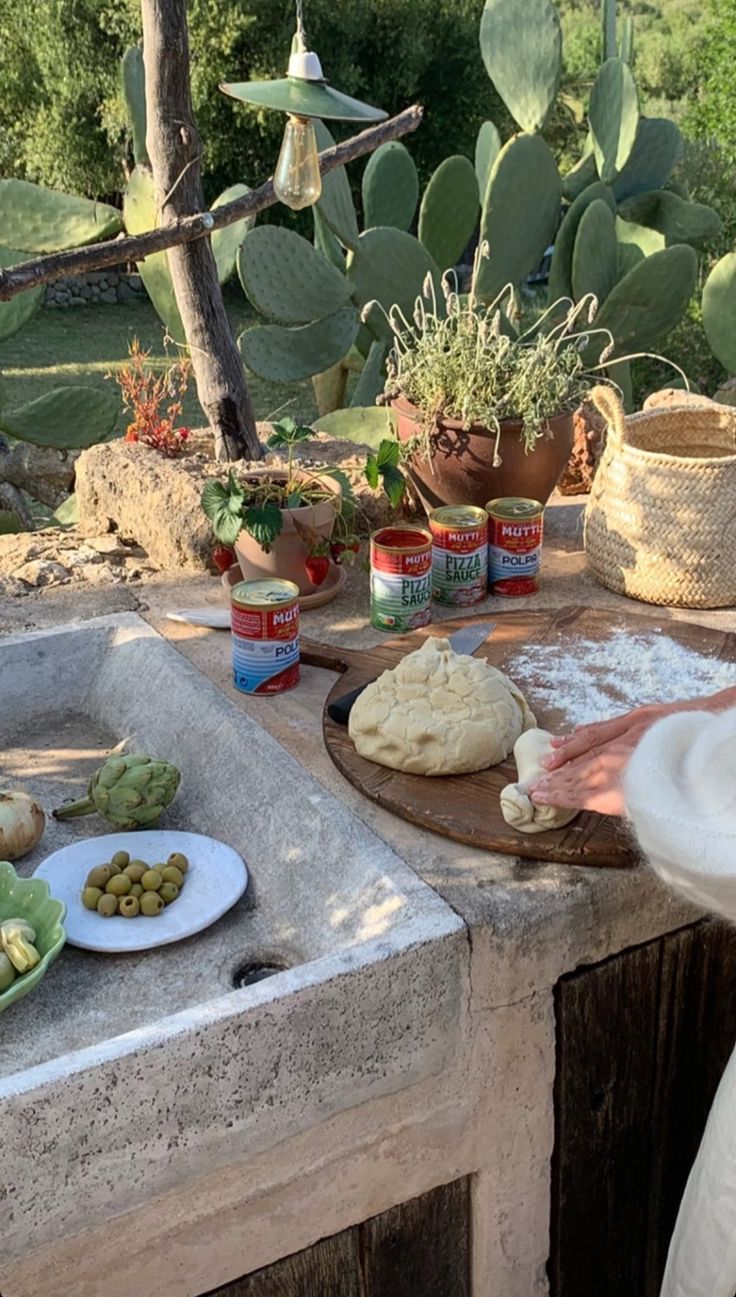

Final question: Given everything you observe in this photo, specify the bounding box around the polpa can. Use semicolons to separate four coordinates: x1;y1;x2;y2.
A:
486;497;544;596
370;526;432;632
230;579;300;695
429;505;489;606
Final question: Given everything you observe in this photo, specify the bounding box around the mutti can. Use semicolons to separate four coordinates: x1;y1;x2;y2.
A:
230;579;300;695
429;505;489;606
370;526;432;632
486;497;544;596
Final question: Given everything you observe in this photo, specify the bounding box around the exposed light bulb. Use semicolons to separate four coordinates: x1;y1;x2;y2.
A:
273;115;322;211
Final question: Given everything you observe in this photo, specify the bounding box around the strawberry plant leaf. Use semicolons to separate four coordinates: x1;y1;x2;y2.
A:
201;478;245;545
287;491;303;507
376;438;400;469
268;416;313;449
379;464;406;507
364;454;379;489
243;501;283;551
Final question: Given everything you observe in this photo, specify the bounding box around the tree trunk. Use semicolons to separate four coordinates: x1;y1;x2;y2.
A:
141;0;261;461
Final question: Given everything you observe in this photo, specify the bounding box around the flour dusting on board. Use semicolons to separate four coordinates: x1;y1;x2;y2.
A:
507;628;736;727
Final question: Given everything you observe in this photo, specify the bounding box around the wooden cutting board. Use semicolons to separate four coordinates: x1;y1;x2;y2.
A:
303;605;736;868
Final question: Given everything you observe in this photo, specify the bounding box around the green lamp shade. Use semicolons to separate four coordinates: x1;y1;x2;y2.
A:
220;77;387;123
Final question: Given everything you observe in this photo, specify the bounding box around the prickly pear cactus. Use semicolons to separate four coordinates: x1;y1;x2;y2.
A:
238;226;351;325
592;244;698;357
312;405;395;450
123;167;185;345
611;118;683;203
238;307;360;383
314;121;359;251
347;228;443;338
571;199;619;306
418;156;479;273
617;190;721;246
362;143;419;232
121;45;148;167
475;121;502;197
479;0;562;134
0;247;44;343
589;58;639;184
548;180;615;302
0;180;122;253
210;185;255;284
351;340;388;407
0;386;118;449
703;252;736;374
615;216;666;277
475;134;561;303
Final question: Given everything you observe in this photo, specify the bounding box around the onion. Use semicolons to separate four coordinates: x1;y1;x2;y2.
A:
0;790;45;861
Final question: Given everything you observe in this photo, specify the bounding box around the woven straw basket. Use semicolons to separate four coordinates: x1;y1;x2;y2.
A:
584;385;736;608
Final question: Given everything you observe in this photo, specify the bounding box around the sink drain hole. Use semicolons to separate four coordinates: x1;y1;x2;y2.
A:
233;959;290;989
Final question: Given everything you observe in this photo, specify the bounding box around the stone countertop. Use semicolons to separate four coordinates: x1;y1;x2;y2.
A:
3;495;735;1000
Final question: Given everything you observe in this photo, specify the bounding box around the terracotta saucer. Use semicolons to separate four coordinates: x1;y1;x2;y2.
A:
220;560;347;610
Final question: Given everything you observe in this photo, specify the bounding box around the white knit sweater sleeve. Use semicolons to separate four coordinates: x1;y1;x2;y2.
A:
623;706;736;923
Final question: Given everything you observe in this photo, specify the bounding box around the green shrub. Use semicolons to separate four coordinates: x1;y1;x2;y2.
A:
0;0;504;205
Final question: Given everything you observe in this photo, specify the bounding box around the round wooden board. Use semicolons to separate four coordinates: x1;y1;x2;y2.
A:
317;606;736;867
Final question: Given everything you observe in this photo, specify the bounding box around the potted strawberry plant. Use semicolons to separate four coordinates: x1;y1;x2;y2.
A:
201;418;406;596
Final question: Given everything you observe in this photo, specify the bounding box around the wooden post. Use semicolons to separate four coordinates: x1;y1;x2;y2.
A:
141;0;260;461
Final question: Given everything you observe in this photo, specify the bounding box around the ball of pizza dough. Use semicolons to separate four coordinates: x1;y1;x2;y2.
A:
348;636;535;776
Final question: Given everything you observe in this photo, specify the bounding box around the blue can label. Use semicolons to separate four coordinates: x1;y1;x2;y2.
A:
232;633;300;695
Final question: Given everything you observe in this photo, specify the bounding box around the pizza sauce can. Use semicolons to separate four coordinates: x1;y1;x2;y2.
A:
230;579;300;694
370;526;432;632
486;497;544;596
429;505;489;606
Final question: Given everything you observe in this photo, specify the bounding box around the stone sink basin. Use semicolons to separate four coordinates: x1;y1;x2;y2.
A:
0;614;465;1269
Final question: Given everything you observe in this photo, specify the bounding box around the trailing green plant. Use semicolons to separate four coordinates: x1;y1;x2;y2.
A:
200;415;406;552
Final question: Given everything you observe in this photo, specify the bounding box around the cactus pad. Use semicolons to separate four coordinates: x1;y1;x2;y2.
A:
562;149;598;203
615;216;666;276
211;185;255;284
479;0;562;134
593;243;697;357
313;207;346;272
571;199;619;306
121;45;148;166
476;133;562;302
238;306;359;383
123;167;185;344
351;340;389;407
419;156;479;272
589;58;639;184
617;189;721;246
347;228;443;338
548;181;615;303
475;121;502;198
703;252;736;374
601;0;617;62
0;180;122;253
314;121;360;251
238;225;351;326
612;119;683;203
0;386;118;449
362;143;419;231
312;405;396;450
0;247;43;343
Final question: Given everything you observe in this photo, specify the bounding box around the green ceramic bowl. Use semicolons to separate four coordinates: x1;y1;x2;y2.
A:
0;860;66;1012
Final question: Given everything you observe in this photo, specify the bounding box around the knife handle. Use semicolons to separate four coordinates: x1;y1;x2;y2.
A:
327;680;372;726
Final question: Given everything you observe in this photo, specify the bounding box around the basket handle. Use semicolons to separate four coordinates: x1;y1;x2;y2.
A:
589;384;626;452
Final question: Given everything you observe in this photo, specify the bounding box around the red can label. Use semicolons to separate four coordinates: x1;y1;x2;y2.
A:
488;503;543;597
231;583;300;694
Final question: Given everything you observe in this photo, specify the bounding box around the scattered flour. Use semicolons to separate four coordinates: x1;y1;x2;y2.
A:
507;628;736;728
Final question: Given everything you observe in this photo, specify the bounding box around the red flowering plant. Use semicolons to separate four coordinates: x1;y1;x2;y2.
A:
113;339;191;457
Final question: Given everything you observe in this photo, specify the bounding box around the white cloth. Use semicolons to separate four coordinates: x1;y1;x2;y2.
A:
623;708;736;1297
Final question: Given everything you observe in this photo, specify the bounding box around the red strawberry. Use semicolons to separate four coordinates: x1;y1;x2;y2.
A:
330;538;361;563
305;555;330;586
212;544;236;574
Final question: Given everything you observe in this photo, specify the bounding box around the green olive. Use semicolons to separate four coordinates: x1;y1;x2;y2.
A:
107;862;122;876
111;850;130;868
97;894;118;917
140;891;164;916
141;869;162;891
118;894;140;918
167;852;189;874
159;882;179;905
129;882;144;899
86;865;112;889
124;863;147;883
82;886;103;910
161;865;184;888
106;874;131;897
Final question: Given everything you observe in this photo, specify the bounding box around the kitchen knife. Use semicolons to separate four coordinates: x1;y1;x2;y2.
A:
327;621;497;727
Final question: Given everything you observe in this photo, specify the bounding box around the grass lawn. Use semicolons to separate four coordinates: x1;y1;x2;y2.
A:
0;287;318;437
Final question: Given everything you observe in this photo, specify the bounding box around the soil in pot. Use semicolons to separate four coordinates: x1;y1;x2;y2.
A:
234;471;341;596
392;395;574;512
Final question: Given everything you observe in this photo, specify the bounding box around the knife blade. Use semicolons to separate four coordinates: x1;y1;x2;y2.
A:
327;621;497;727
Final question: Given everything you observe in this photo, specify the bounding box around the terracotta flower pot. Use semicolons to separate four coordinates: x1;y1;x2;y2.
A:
233;470;341;596
391;394;575;512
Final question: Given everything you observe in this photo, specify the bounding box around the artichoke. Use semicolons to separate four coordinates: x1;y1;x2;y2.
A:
53;754;181;830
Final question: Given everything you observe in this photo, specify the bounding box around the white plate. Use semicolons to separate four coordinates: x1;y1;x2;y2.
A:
33;831;248;953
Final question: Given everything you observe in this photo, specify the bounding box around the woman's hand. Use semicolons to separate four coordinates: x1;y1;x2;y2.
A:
528;740;638;817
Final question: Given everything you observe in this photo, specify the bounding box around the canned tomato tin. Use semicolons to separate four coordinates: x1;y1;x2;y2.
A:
370;526;432;632
486;497;544;596
230;579;300;695
429;505;489;606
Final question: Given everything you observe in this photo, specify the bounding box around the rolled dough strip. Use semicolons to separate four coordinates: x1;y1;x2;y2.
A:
500;728;580;835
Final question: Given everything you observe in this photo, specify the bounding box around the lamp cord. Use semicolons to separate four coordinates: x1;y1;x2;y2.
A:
295;0;307;49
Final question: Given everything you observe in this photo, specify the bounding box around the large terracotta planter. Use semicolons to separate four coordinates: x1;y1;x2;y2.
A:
234;470;341;596
391;394;575;512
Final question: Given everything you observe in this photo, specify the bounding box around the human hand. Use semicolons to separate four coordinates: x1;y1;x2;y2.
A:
528;739;638;817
